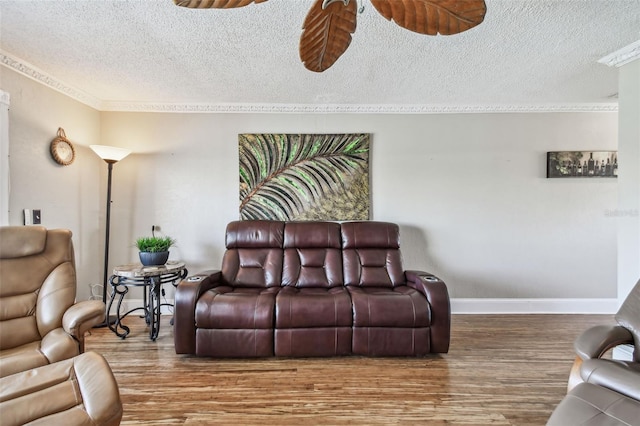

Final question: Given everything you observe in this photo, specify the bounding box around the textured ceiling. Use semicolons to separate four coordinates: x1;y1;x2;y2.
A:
1;0;639;112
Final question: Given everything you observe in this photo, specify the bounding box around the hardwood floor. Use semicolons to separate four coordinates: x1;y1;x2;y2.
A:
86;314;613;425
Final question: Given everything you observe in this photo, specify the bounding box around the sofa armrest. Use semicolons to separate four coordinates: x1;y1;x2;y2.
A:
574;324;634;360
62;300;105;352
580;358;640;400
568;325;635;392
174;270;220;354
405;270;451;353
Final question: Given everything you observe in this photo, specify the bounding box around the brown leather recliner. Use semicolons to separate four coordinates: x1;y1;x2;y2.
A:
188;220;284;357
342;221;448;356
275;221;352;356
0;226;105;378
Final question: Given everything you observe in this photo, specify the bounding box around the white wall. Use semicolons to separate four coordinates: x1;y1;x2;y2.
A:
3;65;621;307
100;111;618;305
617;58;640;301
2;69;103;301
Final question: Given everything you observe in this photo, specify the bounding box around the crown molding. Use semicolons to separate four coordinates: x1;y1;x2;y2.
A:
598;40;640;68
1;50;102;110
101;101;618;114
2;49;619;114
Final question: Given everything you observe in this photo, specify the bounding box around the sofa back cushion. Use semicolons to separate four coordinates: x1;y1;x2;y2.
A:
0;226;76;350
282;222;343;288
341;221;405;288
222;221;285;288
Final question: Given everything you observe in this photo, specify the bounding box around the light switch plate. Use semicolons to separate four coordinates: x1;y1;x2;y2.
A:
23;209;41;225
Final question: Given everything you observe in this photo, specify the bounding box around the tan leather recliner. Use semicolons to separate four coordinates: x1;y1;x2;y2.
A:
0;226;105;378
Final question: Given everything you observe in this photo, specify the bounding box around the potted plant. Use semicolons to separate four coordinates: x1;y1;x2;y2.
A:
135;235;176;266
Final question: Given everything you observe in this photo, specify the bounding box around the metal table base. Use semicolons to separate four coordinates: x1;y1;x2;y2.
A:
107;261;187;341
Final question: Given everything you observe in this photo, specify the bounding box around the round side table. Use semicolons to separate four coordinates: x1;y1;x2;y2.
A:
107;261;187;341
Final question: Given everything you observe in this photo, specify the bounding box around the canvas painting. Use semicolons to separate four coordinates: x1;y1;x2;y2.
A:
239;133;370;221
547;151;618;178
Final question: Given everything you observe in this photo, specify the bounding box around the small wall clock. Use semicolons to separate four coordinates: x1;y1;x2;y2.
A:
50;127;75;166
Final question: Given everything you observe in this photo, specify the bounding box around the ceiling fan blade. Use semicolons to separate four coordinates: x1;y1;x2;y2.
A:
300;0;358;72
370;0;486;35
174;0;268;8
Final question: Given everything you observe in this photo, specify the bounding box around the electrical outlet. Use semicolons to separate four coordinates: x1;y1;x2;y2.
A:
33;209;41;224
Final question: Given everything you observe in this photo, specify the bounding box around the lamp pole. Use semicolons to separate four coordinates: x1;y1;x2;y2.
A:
91;145;131;327
102;160;116;305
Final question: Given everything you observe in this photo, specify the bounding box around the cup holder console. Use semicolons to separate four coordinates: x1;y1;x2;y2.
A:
186;276;203;282
419;275;440;282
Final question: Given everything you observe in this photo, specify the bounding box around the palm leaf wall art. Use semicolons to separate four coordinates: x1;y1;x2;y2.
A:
239;133;370;221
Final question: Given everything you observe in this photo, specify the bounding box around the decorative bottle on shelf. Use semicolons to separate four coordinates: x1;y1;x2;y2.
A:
605;158;612;176
613;156;618;177
587;153;595;176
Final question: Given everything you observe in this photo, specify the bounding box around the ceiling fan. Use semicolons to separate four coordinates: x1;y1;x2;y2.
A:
173;0;487;72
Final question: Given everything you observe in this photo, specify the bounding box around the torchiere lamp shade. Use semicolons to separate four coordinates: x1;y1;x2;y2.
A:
90;145;131;163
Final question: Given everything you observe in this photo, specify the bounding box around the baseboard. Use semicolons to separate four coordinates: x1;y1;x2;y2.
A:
115;297;618;316
451;298;618;314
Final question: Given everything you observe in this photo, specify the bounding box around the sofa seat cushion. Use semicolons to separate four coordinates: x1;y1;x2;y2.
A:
0;341;49;378
195;286;279;329
276;287;352;328
547;382;640;426
348;286;431;328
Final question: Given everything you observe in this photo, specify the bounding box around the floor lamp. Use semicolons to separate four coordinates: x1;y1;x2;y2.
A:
91;145;131;327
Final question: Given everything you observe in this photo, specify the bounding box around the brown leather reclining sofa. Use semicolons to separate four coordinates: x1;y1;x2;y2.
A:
174;220;450;357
